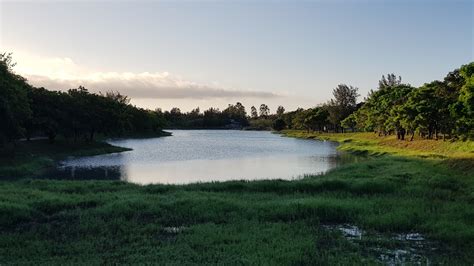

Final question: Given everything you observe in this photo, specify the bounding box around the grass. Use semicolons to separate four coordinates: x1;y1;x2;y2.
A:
0;130;473;264
0;139;131;178
0;155;473;264
281;130;474;157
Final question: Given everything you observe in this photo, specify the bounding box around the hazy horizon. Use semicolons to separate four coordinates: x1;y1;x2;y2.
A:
1;0;472;112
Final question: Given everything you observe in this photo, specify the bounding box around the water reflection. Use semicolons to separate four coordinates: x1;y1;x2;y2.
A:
42;130;361;184
41;165;124;181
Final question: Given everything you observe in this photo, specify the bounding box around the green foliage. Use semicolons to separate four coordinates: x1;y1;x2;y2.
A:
247;118;273;130
281;64;472;140
303;107;329;131
326;84;360;132
250;105;258;119
0;53;167;149
259;103;270;118
0;53;31;145
24;86;166;143
351;64;474;140
279;84;358;133
272;117;286;131
276;105;285;117
164;102;249;129
341;113;357;132
450;62;474;137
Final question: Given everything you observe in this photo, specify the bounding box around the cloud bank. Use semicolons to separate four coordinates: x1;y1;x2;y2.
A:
25;72;278;99
13;52;279;99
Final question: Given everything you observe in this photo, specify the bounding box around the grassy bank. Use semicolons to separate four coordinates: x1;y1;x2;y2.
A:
281;130;474;158
1;155;473;264
0;131;473;264
0;139;131;178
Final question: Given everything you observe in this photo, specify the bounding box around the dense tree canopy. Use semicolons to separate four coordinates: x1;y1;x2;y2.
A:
349;64;474;140
277;63;473;140
1;53;472;148
0;54;166;150
0;53;31;145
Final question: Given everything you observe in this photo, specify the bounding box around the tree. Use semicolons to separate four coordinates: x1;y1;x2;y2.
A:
281;108;303;129
326;84;359;132
223;102;248;125
341;113;357;132
0;52;31;146
272;118;286;131
259;104;270;118
351;75;412;136
450;62;474;138
378;73;402;89
292;109;309;130
250;106;258;119
304;107;329;132
104;91;130;105
276;106;285;117
203;107;224;128
400;83;439;139
188;107;200;119
27;88;67;142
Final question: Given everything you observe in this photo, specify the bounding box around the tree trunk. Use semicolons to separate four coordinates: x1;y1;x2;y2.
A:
89;130;95;142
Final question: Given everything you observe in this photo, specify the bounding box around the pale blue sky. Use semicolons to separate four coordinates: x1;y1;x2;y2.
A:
1;0;473;111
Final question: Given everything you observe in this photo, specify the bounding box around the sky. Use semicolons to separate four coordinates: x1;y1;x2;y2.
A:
1;0;473;113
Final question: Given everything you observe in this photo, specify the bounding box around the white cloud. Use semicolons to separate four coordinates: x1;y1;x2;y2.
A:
11;51;279;99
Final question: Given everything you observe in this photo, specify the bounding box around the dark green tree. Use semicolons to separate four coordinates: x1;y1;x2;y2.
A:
250;106;258;119
272;118;286;131
0;53;31;146
276;106;285;117
259;104;270;118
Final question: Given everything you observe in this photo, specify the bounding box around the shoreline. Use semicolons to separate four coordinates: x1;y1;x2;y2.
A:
0;131;473;264
0;130;174;179
281;130;474;158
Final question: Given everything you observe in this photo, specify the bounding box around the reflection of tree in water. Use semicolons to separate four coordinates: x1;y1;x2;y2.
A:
306;152;366;173
41;166;126;181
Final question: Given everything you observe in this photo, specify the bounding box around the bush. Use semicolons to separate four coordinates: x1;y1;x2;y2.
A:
272;118;287;131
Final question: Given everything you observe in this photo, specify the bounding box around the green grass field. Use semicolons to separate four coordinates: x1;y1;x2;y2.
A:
0;132;473;264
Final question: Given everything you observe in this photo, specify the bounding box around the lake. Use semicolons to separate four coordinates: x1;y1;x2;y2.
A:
45;130;352;184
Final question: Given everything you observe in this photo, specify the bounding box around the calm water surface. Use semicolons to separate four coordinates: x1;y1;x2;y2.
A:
47;130;352;184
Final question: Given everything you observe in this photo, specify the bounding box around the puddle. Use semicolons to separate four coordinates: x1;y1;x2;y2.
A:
396;233;424;241
162;226;187;234
322;224;440;265
323;224;363;240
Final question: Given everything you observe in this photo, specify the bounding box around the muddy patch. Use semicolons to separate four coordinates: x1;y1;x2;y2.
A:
322;224;440;265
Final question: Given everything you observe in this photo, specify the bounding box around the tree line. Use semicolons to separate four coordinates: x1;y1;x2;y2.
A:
161;102;249;129
162;103;282;130
0;53;166;149
277;62;473;140
2;51;472;152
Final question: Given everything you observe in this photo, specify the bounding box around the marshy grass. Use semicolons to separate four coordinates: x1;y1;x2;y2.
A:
0;154;473;264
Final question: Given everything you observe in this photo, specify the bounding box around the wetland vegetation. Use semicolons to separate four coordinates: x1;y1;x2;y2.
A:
1;53;473;264
1;144;473;264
